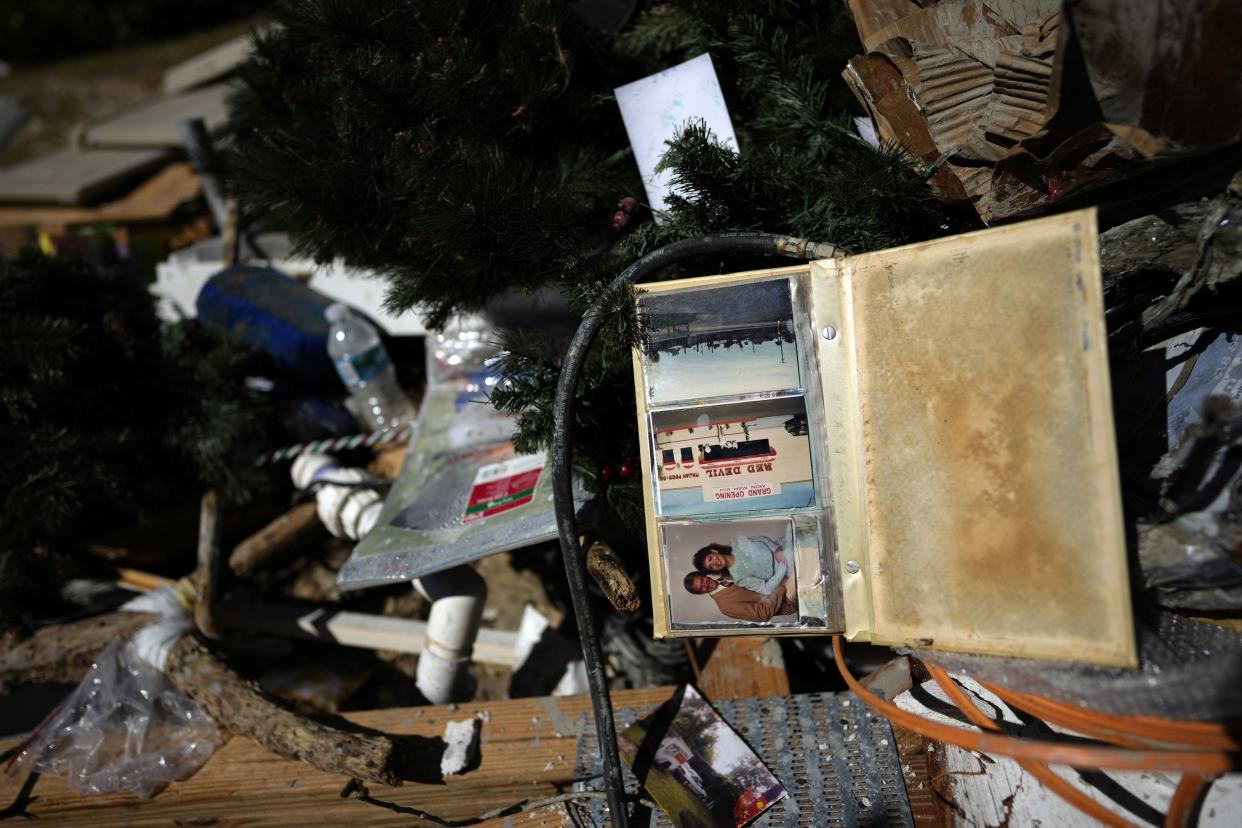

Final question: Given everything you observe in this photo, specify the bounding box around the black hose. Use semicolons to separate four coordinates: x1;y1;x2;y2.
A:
551;231;845;825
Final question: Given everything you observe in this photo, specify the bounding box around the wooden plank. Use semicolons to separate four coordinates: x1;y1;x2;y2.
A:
861;656;948;828
99;161;201;221
0;686;675;826
83;84;232;150
0;146;168;206
163;31;262;95
892;676;1242;827
0;96;29;152
892;724;950;828
0;162;200;229
828;656;948;827
477;807;566;827
217;599;521;666
693;636;791;700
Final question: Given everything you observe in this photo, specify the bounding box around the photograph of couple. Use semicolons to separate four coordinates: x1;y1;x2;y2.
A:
665;518;800;628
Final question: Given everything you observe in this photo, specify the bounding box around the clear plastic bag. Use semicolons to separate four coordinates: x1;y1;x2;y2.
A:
336;326;589;589
14;638;220;798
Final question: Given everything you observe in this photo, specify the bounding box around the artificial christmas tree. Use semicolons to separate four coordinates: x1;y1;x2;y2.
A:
0;251;274;630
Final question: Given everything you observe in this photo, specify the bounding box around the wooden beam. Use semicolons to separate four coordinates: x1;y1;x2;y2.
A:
693;636;791;700
82;84;232;150
0;147;169;207
217;600;520;666
861;656;948;828
229;501;324;577
0;162;201;230
0;612;154;695
0;687;675;827
162;31;260;95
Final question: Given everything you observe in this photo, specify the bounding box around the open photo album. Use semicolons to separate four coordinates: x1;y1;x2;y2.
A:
633;210;1138;667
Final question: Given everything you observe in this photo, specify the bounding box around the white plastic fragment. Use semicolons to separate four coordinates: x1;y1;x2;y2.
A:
441;718;482;776
122;585;195;670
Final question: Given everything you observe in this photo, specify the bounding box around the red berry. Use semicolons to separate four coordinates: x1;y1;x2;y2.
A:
613;210;629;228
601;465;614;483
618;460;635;480
619;196;637;213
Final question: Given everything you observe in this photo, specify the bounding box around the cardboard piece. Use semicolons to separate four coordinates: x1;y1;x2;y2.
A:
842;0;1242;222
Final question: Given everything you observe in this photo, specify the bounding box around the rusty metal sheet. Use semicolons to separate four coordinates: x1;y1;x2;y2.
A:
836;209;1135;666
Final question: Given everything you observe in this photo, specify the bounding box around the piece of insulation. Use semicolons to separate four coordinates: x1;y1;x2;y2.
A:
440;718;481;776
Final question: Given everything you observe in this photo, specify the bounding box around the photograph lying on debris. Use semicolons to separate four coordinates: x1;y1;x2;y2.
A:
662;518;801;629
639;278;803;405
650;396;816;517
619;684;788;828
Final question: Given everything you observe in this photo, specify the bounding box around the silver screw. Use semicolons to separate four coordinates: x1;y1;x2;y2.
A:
845;559;860;574
821;325;837;340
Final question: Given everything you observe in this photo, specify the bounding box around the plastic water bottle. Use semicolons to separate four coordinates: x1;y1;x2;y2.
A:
325;303;416;431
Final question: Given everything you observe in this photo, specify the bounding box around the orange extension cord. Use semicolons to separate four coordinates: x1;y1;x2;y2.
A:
830;636;1237;826
978;680;1240;751
925;661;1136;828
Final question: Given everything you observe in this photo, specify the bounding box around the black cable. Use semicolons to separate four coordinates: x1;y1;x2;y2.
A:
551;231;845;826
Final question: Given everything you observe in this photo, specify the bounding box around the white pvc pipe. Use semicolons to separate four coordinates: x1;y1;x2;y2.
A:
290;454;382;539
290;453;486;703
413;567;487;704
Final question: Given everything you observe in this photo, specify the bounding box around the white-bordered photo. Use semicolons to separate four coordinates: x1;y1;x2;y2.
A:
651;397;815;517
664;518;800;629
618;684;788;827
640;278;802;405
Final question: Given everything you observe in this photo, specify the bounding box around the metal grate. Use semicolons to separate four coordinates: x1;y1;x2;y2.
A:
573;691;914;827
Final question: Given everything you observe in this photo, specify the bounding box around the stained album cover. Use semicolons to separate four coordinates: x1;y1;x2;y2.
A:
640;279;801;405
651;396;815;517
663;518;800;629
619;685;788;827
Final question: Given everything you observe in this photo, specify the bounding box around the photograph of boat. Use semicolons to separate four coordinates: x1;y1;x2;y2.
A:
700;439;775;468
649;397;816;517
641;278;802;404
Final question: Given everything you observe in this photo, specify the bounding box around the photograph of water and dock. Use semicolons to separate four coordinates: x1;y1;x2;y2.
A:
640;279;802;405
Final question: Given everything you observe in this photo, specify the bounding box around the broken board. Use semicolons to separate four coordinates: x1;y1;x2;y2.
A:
0;96;30;153
0;147;168;206
163;30;263;95
895;675;1242;826
82;84;233;150
0;687;673;826
0;162;200;230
